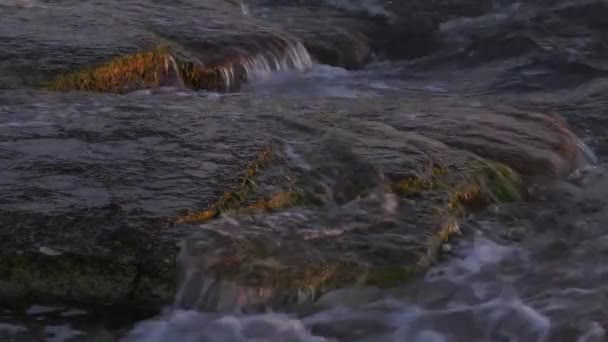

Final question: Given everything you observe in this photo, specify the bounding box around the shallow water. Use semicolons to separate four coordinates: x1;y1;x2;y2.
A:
2;0;608;341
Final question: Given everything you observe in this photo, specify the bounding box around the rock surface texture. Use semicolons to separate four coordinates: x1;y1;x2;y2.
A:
0;92;584;310
0;0;605;315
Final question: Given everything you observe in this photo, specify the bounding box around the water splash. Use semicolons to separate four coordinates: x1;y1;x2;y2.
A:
173;236;276;313
237;40;312;87
115;222;607;341
577;138;599;165
240;0;250;15
204;39;312;91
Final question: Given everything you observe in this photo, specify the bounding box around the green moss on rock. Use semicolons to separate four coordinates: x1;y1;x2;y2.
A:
474;160;522;203
0;254;137;306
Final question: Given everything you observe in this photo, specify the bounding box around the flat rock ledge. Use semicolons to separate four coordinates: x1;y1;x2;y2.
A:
0;93;588;311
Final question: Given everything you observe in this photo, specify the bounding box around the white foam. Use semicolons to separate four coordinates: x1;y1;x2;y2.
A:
240;0;249;15
459;236;513;273
389;297;551;342
218;40;312;91
44;325;84;342
26;305;61;315
426;234;519;283
577;139;598;165
123;227;599;342
0;323;27;334
122;310;327;342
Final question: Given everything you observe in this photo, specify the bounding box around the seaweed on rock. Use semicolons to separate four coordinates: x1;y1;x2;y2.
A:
47;46;248;93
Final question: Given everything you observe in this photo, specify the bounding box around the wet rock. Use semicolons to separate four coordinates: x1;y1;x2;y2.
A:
377;0;495;59
377;16;441;60
0;92;272;308
0;252;140;307
0;92;584;309
0;0;409;92
389;0;494;20
250;5;377;69
0;0;312;92
0;0;513;93
372;99;584;177
175;150;519;310
555;0;608;30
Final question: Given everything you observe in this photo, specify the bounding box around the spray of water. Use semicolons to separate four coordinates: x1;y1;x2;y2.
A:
240;0;250;15
221;40;313;91
122;235;580;342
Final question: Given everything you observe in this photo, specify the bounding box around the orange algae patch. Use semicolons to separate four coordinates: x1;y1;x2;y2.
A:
175;145;274;224
245;191;301;211
176;158;522;293
47;46;242;93
390;163;448;195
175;58;244;92
48;47;172;93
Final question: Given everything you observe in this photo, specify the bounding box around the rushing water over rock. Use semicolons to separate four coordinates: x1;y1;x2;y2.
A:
123;208;608;341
